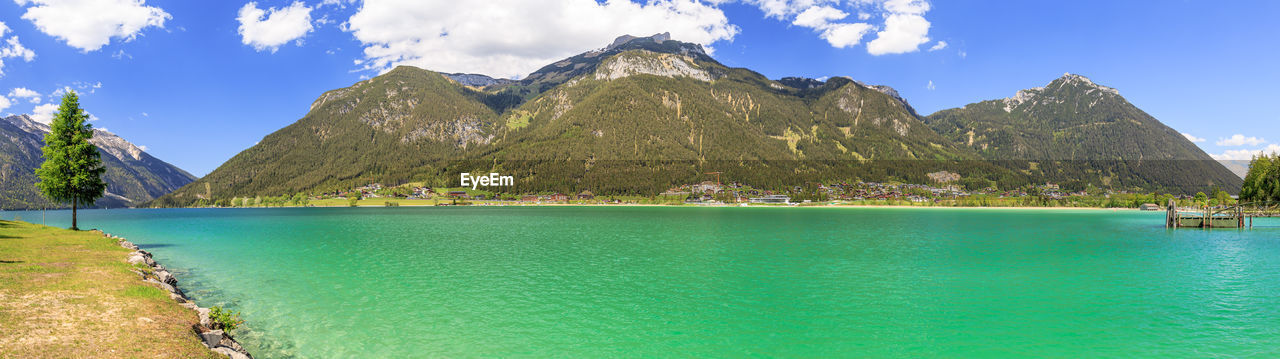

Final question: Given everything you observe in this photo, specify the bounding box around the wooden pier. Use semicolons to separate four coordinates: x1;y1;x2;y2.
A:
1165;199;1280;229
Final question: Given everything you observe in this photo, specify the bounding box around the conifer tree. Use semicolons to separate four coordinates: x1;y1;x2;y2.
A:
35;91;106;230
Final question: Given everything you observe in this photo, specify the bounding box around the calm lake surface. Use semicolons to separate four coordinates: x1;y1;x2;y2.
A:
9;207;1280;358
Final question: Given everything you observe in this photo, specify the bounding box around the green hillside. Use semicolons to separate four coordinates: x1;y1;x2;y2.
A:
151;35;1235;206
925;74;1241;193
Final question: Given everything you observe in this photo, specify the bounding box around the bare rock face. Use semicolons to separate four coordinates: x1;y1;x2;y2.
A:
595;51;713;82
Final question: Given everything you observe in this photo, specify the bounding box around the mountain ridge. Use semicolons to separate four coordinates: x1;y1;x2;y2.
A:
924;73;1240;192
151;35;1237;206
1;115;198;209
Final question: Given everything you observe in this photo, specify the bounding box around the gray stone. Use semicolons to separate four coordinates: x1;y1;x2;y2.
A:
213;346;250;359
197;307;211;327
200;329;224;348
156;270;177;285
127;255;146;265
169;292;187;303
144;256;156;267
180;302;199;310
157;281;180;296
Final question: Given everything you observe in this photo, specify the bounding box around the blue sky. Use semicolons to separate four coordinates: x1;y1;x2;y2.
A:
0;0;1276;176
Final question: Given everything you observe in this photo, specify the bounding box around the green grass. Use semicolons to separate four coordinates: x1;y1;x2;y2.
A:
0;220;221;358
122;285;169;300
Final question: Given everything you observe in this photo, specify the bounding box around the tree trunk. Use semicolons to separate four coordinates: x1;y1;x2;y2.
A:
71;197;78;231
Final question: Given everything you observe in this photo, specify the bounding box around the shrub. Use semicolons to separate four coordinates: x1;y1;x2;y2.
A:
209;305;245;331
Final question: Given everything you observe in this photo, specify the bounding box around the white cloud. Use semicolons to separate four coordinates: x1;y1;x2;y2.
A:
8;87;41;103
0;22;37;77
926;80;935;90
319;0;354;8
792;6;872;48
15;0;170;52
928;40;947;51
0;96;11;112
820;23;875;48
1211;144;1280;161
958;50;967;58
792;5;847;28
743;0;935;55
866;11;931;55
51;86;71;98
1181;133;1206;143
881;0;930;15
1216;134;1266;147
31;103;57;124
137;144;148;151
345;0;739;78
237;1;315;52
747;0;820;18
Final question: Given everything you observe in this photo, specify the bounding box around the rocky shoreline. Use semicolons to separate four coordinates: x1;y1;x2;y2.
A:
96;230;254;359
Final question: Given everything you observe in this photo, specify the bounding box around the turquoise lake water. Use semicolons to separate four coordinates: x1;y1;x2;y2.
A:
7;207;1280;358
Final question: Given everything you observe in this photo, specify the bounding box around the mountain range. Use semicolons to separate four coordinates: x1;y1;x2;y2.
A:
128;33;1239;205
0;115;196;210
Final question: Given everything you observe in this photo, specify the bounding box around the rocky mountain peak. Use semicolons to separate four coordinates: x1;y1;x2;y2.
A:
607;32;673;50
1050;72;1120;95
4;114;148;162
1000;73;1121;113
3;114;48;134
90;128;147;161
443;73;514;88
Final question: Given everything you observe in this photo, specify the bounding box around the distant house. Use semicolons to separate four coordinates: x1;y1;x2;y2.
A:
692;181;721;194
550;193;570;202
749;195;790;204
1139;203;1161;211
447;191;467;197
521;195;540;202
577;190;594;200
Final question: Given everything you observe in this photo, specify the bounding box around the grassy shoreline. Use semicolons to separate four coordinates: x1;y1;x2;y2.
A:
0;220;220;358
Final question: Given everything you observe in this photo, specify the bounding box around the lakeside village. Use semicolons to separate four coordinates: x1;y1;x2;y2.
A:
212;171;1239;210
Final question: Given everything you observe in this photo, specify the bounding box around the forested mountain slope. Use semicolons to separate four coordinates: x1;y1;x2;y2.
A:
925;74;1241;193
152;35;1234;205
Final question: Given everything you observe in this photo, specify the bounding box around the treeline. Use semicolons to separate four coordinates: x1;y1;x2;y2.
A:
1240;153;1280;202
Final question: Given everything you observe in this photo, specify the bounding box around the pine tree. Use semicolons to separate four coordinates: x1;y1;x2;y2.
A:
35;91;106;230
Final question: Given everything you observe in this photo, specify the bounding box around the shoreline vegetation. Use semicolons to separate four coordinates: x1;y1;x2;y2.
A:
152;173;1245;211
0;220;249;358
165;192;1219;210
